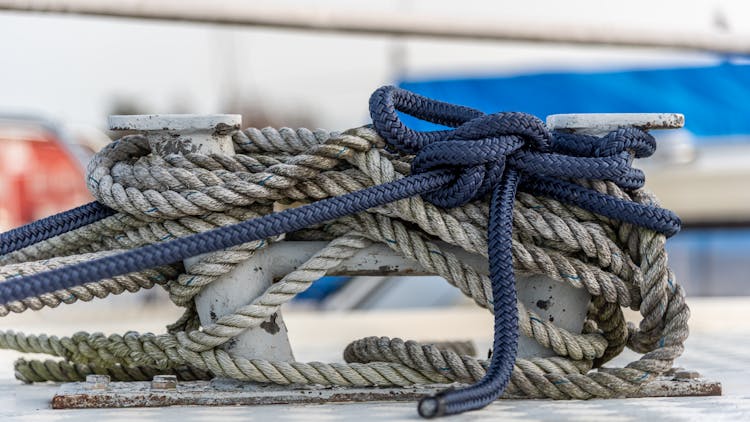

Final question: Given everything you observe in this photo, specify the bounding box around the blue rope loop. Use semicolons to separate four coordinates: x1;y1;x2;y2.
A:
0;85;683;418
368;85;681;417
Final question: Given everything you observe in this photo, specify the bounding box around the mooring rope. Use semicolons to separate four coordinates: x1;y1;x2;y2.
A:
0;201;116;255
0;86;687;418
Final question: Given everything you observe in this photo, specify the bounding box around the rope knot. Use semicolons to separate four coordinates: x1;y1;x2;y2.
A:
410;112;551;208
369;85;680;236
370;86;553;208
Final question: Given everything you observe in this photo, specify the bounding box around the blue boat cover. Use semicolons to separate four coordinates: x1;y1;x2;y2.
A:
399;63;750;141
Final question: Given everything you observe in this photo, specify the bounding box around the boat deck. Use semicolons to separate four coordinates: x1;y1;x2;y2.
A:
0;297;748;421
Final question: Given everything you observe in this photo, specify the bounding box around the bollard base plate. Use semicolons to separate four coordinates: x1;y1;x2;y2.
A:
52;375;721;409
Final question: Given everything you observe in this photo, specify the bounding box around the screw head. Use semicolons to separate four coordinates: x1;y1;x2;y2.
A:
151;374;178;390
85;374;110;390
673;370;701;380
665;367;685;376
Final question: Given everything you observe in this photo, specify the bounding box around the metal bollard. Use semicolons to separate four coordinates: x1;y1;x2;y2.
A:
546;113;684;136
109;114;296;363
524;112;685;356
109;112;683;364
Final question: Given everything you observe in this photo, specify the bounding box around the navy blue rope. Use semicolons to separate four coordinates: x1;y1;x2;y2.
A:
0;201;115;255
0;171;452;303
0;86;681;418
370;86;679;417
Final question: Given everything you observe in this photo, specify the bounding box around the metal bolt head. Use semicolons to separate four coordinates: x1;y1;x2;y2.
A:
673;370;702;380
151;374;178;390
85;374;110;390
665;367;685;376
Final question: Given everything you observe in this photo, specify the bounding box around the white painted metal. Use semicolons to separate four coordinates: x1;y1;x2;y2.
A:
516;112;687;356
109;112;683;364
515;275;589;357
2;1;750;54
197;240;587;359
188;233;585;357
108;114;241;133
546;113;685;135
187;251;296;362
234;241;489;279
109;114;296;363
108;114;240;156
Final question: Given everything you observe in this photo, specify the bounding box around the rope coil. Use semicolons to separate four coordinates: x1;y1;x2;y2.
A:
0;87;687;418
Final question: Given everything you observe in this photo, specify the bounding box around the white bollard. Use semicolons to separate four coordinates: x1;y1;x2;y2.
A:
546;113;684;136
518;112;685;357
109;112;683;363
109;114;296;362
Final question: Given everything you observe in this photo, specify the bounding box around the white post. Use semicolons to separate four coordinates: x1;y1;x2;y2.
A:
109;114;296;363
517;112;685;357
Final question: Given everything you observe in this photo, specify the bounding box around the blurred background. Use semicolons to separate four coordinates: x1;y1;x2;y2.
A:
1;0;749;313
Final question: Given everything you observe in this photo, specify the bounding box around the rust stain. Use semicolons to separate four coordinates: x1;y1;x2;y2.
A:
536;299;551;310
51;376;721;409
213;122;241;136
153;138;201;156
260;313;281;335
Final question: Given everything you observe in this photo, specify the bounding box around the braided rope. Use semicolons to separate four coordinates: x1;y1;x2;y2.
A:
0;118;688;409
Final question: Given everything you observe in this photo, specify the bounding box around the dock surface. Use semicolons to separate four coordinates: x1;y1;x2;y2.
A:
0;297;747;421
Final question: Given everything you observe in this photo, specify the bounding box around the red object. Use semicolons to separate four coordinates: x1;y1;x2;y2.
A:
0;124;92;231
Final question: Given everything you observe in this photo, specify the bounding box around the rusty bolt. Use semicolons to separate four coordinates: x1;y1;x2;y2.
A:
665;367;685;376
151;374;178;390
85;374;110;390
673;370;701;380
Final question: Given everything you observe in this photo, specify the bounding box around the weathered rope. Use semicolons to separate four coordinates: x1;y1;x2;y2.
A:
0;87;687;418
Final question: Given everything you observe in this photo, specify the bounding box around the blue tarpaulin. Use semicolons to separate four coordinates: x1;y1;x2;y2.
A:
399;63;750;141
